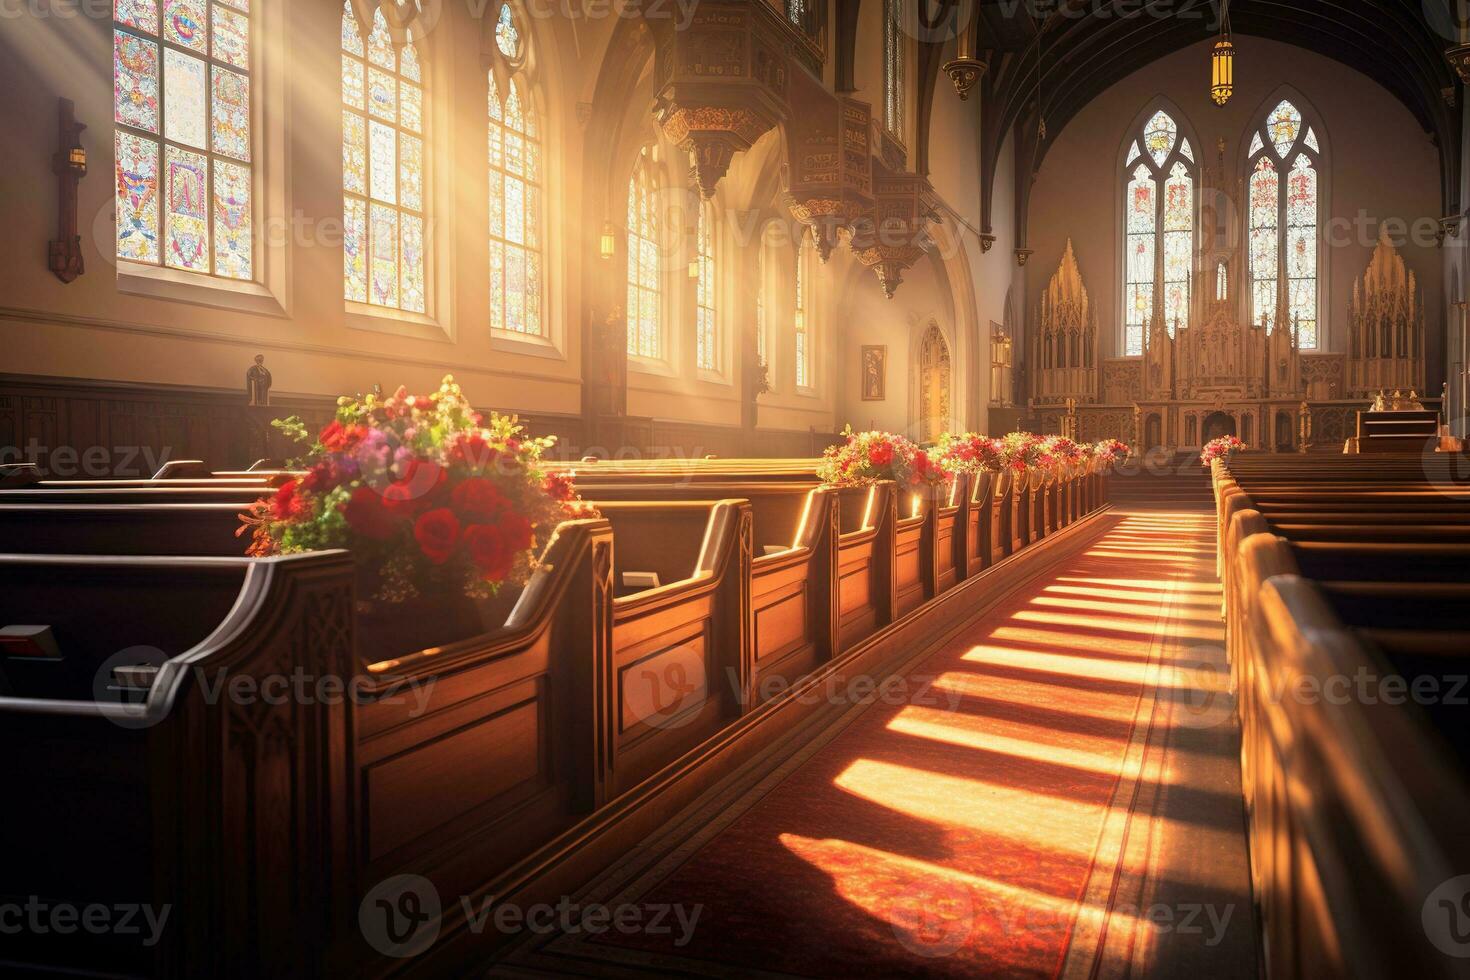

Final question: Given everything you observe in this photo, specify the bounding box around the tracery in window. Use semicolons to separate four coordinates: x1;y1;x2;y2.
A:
1246;96;1321;348
488;12;543;338
1118;105;1195;356
626;145;662;359
342;2;428;313
113;0;255;279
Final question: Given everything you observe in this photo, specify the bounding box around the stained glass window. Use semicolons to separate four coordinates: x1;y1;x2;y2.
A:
695;203;718;372
1120;106;1193;355
1124;164;1156;357
794;229;813;388
1286;155;1319;348
1249;157;1279;328
343;2;427;313
1162;162;1192;334
489;69;543;337
494;2;521;60
1143;111;1177;166
883;0;904;139
1216;260;1228;301
113;0;254;279
627;145;662;359
1245;97;1320;347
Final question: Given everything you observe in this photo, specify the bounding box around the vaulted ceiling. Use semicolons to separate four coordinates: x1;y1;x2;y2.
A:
887;0;1464;247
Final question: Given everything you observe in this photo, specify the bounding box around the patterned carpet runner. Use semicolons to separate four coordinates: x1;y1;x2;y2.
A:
506;512;1248;979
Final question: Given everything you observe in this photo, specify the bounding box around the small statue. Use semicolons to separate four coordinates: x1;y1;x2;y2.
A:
246;354;272;407
1371;391;1386;412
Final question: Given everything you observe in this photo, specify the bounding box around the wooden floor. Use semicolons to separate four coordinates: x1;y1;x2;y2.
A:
493;509;1259;979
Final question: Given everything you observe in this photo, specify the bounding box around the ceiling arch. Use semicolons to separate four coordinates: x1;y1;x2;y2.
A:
934;0;1462;238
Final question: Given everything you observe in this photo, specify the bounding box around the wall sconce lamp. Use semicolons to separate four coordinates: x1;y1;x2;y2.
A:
599;221;617;260
48;98;87;284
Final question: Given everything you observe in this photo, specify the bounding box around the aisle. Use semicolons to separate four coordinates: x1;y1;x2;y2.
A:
501;512;1257;979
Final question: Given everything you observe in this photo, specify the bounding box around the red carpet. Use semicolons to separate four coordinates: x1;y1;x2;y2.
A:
513;513;1225;978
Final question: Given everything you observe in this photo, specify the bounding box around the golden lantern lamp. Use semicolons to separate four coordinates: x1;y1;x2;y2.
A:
599;221;616;260
1211;4;1234;107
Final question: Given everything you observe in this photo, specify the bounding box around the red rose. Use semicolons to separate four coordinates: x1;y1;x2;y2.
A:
869;442;894;468
341;486;399;540
413;508;461;565
270;479;310;521
450;477;509;523
464;524;514;580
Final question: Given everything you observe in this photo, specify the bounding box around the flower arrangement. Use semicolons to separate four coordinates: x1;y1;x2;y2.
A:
997;432;1054;473
1200;435;1246;466
818;428;950;490
1093;439;1130;464
240;376;592;602
931;432;1005;476
1042;435;1082;468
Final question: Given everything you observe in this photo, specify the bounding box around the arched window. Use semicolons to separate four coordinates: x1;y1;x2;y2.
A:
488;4;543;336
1120;107;1195;355
883;0;904;139
794;229;814;389
695;202;718;372
626;144;662;359
342;2;428;313
113;0;255;278
1245;97;1322;348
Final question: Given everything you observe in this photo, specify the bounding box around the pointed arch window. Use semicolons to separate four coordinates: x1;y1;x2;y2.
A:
627;144;662;359
113;0;256;279
883;0;904;139
794;229;814;389
695;201;718;372
1119;107;1194;356
342;2;428;313
1245;97;1322;348
488;4;543;337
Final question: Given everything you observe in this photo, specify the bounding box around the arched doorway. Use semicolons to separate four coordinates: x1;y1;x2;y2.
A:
917;324;951;444
1202;411;1236;444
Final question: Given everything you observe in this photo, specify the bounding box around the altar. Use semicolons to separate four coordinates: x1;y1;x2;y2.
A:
1026;222;1428;453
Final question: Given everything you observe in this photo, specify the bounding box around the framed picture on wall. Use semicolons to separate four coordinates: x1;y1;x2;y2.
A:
861;345;887;401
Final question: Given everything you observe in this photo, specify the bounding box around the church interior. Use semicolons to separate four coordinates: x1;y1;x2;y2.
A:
4;0;1470;976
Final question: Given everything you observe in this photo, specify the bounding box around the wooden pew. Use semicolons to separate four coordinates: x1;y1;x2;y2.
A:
589;499;753;797
1218;454;1470;978
0;518;618;978
0;504;251;556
